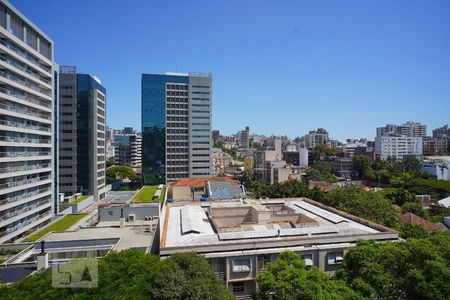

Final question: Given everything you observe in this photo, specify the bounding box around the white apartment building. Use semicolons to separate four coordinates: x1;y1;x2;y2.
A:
0;0;57;243
375;136;423;160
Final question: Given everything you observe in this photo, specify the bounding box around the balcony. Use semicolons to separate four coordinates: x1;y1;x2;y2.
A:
0;69;51;97
0;119;51;133
0;151;50;158
0;163;50;174
0;39;51;74
0;211;51;238
0;85;51;109
0;199;50;223
0;102;51;121
0;55;50;85
0;187;51;206
0;135;51;145
0;175;50;190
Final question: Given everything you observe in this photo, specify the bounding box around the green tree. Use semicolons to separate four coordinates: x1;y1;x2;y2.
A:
151;252;233;300
106;165;139;184
402;156;422;175
401;201;428;219
106;156;115;168
256;251;363;300
1;250;233;300
352;155;373;179
398;222;428;239
336;231;450;300
324;187;400;228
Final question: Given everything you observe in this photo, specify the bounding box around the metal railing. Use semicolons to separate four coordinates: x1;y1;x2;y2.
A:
0;163;50;173
0;211;51;238
0;175;50;189
0;187;51;206
0;70;51;96
0;55;50;85
0;151;50;158
0;119;51;133
0;135;51;144
0;86;51;109
0;200;50;223
0;39;51;73
0;102;51;120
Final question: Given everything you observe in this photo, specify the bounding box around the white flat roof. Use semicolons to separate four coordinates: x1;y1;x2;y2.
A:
162;199;384;248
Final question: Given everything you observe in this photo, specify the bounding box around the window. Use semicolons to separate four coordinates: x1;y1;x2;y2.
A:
301;253;313;268
192;91;209;95
192;85;210;89
192;116;210;120
327;252;343;265
232;282;245;294
232;259;251;272
108;210;113;216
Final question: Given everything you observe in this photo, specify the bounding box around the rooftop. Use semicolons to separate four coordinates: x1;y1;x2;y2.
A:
172;177;240;188
161;198;398;254
399;212;441;231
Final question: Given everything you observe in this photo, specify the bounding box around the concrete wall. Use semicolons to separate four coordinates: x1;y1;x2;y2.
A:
98;205;159;222
59;195;94;214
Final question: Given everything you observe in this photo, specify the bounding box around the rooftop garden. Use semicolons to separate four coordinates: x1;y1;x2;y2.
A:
131;185;164;203
69;195;90;204
23;213;87;242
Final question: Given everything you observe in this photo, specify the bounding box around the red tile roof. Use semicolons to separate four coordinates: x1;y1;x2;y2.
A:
171;177;240;188
399;212;440;231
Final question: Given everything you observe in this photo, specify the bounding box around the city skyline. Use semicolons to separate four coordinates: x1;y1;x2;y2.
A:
9;0;450;140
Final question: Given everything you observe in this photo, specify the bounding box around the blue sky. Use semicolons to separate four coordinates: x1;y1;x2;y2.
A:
11;0;450;140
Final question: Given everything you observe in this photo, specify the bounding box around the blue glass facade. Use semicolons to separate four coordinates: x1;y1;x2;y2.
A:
141;74;188;184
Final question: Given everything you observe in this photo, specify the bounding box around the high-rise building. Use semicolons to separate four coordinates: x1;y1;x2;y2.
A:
239;126;250;150
58;67;106;201
377;121;427;138
141;72;212;184
0;0;57;243
114;131;142;168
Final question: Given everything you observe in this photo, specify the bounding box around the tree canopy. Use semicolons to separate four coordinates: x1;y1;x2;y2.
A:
323;186;400;229
256;251;363;300
335;231;450;300
1;250;233;300
106;165;139;184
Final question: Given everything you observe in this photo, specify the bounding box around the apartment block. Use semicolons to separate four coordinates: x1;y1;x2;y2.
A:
0;0;56;243
141;72;212;185
375;136;423;160
114;132;142;168
301;128;329;149
160;198;399;299
58;67;106;201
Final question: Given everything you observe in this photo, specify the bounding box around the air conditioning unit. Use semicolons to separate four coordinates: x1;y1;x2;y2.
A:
128;214;136;222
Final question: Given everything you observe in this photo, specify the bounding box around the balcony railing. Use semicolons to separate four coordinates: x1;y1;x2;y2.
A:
0;199;50;223
0;39;51;73
0;70;51;96
215;271;226;282
0;55;50;85
0;175;50;189
0;102;51;120
0;163;50;174
0;187;51;206
0;211;51;238
0;119;51;133
0;135;51;144
0;86;51;109
0;151;50;158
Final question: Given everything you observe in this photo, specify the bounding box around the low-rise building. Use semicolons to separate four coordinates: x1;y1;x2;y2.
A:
167;177;244;202
159;198;399;299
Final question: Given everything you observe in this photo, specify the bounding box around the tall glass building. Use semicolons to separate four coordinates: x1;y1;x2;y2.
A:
142;72;212;185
